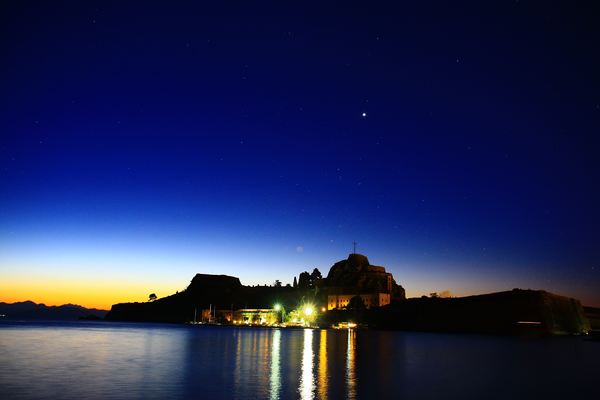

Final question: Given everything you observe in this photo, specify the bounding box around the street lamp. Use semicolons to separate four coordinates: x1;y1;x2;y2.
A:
305;307;313;327
275;304;284;324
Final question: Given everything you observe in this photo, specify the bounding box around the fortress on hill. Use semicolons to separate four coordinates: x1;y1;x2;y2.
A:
105;253;405;322
322;253;398;310
105;252;598;335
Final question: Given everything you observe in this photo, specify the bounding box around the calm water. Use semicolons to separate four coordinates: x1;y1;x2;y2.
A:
0;319;597;399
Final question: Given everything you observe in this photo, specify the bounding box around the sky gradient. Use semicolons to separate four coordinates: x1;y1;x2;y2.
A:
2;1;599;309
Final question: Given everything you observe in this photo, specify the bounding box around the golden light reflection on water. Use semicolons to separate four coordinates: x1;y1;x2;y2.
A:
2;323;596;399
346;329;357;400
231;327;356;399
299;329;315;399
317;329;329;399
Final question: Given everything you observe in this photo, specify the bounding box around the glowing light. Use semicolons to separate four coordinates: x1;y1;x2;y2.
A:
346;329;356;399
299;329;315;399
270;329;281;398
274;304;284;324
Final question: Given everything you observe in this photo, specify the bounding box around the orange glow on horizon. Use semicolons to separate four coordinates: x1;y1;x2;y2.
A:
0;277;180;311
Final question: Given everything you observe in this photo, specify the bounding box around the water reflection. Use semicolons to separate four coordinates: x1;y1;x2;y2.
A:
233;328;242;396
232;328;273;399
299;329;315;399
317;329;329;399
269;329;281;399
346;329;357;400
2;321;599;399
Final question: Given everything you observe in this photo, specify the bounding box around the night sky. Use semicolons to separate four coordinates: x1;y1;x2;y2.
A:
2;1;599;309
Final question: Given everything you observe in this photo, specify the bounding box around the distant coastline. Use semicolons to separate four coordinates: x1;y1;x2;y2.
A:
0;301;108;320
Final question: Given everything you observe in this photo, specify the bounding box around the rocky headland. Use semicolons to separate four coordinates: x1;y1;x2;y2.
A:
104;253;596;335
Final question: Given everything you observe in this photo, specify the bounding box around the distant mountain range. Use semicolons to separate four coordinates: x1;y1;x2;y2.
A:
0;301;108;319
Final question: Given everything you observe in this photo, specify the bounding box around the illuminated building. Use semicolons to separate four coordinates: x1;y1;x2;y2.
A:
324;253;400;310
232;308;279;325
328;292;391;310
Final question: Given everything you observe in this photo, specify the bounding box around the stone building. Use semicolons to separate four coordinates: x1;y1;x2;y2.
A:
324;253;402;310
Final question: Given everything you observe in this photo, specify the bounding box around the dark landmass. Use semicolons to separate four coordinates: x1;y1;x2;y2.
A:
105;254;405;323
106;274;313;323
367;290;594;335
0;300;46;314
0;301;108;320
105;254;595;335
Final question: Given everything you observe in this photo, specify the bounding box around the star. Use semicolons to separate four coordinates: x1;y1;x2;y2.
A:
362;113;366;117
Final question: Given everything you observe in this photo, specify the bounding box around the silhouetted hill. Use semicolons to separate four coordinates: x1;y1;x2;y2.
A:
106;274;302;323
0;301;108;319
106;255;408;323
0;301;47;314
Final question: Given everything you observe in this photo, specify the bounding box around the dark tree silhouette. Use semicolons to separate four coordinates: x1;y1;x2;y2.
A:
293;276;298;288
298;271;311;289
347;295;366;310
310;268;322;283
149;293;157;302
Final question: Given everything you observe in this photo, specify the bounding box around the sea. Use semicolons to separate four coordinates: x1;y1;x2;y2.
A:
0;319;597;399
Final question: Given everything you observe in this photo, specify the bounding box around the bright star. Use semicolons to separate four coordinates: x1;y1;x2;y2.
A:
362;113;366;117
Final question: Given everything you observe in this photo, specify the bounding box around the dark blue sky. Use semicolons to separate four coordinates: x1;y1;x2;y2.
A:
1;1;599;308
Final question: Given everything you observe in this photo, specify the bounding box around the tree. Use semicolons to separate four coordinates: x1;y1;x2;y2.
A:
293;276;298;288
429;292;438;298
274;280;282;288
298;271;311;289
347;295;366;310
310;268;322;284
148;293;157;302
439;290;452;298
